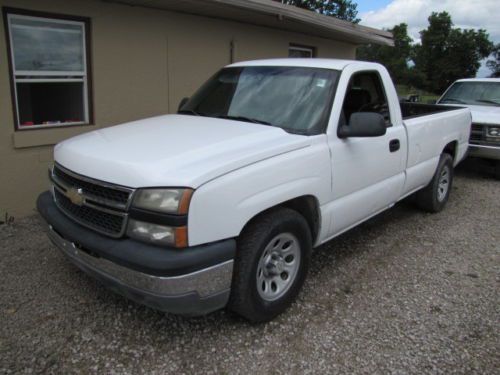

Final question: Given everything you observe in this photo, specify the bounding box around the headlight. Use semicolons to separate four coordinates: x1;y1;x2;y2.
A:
487;126;500;137
127;219;188;247
132;188;193;214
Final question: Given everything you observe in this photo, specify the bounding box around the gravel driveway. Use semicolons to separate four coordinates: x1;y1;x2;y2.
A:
1;159;499;374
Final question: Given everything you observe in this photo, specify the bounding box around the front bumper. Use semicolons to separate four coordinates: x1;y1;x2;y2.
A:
468;144;500;160
37;191;236;316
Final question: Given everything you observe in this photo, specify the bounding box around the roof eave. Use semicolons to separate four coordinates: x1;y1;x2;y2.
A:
218;0;394;46
105;0;394;46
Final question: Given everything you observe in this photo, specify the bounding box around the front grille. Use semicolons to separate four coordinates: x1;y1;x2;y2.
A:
53;165;131;208
50;164;134;238
470;124;484;144
54;189;126;237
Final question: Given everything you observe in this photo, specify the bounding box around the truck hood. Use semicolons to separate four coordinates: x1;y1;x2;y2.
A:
446;103;500;124
468;105;500;124
439;103;500;124
55;114;309;188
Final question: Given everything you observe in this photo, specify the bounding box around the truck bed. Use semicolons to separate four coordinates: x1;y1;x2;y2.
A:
400;102;463;120
396;104;470;202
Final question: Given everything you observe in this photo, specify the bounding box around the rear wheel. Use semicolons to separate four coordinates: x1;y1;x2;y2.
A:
415;153;454;213
228;207;312;323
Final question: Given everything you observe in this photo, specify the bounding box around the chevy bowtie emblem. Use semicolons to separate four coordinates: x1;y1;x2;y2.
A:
66;187;84;206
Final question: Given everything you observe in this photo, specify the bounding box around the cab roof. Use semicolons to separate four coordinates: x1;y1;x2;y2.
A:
228;58;382;71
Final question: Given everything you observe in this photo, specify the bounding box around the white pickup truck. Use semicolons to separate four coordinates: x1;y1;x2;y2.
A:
38;59;471;322
437;78;500;178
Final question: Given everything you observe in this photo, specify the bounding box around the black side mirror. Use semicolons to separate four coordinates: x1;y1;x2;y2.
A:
178;97;189;112
338;112;387;138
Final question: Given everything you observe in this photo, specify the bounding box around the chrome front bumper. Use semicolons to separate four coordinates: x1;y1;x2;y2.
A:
468;144;500;160
45;224;234;315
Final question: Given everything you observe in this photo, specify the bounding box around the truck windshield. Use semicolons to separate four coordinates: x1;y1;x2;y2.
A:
179;66;340;135
439;81;500;106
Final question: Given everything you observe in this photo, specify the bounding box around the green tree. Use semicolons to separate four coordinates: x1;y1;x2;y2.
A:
284;0;360;23
413;12;493;93
357;23;413;85
487;44;500;78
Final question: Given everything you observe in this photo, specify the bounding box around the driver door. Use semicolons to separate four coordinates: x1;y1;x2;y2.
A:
328;69;407;236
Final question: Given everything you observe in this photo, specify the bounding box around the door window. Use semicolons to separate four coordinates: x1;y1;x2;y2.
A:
341;72;391;127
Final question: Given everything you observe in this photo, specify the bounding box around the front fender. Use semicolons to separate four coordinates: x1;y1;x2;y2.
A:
187;138;331;246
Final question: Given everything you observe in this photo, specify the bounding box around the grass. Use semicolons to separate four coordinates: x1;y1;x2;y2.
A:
396;84;440;104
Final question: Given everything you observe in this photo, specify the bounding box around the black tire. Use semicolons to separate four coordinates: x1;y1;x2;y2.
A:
228;207;312;323
415;153;454;213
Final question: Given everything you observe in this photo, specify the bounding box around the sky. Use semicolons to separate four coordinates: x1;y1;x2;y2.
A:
356;0;499;77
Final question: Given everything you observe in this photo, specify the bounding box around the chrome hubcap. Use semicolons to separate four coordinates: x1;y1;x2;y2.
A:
437;166;450;202
256;233;301;301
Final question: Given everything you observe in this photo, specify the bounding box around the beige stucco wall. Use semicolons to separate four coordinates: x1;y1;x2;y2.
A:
0;0;356;220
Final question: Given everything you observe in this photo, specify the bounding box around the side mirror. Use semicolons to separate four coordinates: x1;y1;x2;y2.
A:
178;97;189;112
427;99;437;104
338;112;387;138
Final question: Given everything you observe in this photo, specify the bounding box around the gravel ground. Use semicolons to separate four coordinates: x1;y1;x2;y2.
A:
1;159;499;374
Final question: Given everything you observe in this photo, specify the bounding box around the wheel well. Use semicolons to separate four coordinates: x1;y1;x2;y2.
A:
442;141;458;163
242;196;321;245
281;196;320;243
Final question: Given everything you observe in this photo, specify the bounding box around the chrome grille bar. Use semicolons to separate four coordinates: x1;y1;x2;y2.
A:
52;163;134;210
470;123;484;144
49;165;135;238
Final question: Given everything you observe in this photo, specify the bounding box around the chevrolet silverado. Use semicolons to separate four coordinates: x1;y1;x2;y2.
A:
37;59;471;322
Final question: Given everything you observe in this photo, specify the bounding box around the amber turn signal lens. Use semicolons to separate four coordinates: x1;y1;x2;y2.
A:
178;190;193;215
175;226;188;248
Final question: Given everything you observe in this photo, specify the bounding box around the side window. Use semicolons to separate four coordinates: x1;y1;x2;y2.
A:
341;72;391;127
4;9;92;130
288;44;315;58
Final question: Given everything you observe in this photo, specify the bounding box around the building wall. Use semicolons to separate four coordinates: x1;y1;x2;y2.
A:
0;0;356;219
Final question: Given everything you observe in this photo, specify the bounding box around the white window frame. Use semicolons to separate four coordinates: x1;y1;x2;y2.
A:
6;12;90;130
289;44;315;58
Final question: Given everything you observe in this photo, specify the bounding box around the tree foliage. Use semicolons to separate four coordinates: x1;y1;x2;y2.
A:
357;23;413;85
284;0;360;23
356;12;494;94
487;44;500;78
413;12;493;93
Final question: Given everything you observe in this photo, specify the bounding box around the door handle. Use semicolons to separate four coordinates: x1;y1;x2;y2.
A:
389;139;400;152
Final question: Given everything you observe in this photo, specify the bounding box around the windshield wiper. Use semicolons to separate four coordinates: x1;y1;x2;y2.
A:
281;127;309;135
476;99;500;106
440;98;466;104
214;114;274;126
178;109;207;116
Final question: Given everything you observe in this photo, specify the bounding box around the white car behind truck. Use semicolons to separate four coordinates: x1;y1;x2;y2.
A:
438;78;500;178
37;59;471;322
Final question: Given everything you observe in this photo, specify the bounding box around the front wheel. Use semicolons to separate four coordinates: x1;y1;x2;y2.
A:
415;153;454;213
228;207;312;323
